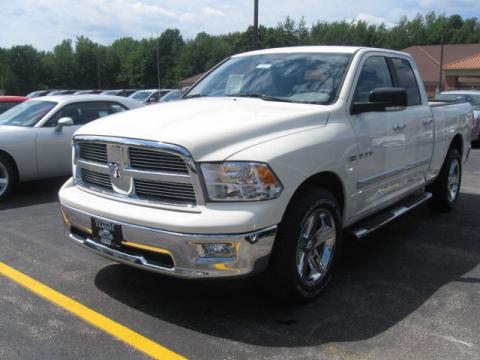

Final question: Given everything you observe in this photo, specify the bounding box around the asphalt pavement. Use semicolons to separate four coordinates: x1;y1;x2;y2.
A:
0;150;479;360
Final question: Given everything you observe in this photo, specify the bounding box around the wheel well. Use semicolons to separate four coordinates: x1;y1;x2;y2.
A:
450;134;463;156
292;172;345;215
0;149;19;180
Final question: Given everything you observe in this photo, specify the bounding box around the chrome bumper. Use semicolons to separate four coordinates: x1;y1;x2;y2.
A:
61;204;277;278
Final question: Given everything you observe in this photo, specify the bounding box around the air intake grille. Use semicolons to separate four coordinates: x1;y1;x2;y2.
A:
80;168;112;191
134;179;196;204
79;143;108;164
129;147;188;174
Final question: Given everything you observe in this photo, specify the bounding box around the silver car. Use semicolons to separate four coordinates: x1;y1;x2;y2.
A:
0;95;143;200
436;90;480;143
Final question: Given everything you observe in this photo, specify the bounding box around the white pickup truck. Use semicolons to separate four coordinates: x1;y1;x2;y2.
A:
59;46;472;301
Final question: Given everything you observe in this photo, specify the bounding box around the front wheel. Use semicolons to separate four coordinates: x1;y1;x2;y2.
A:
0;155;16;201
428;148;462;212
268;189;343;302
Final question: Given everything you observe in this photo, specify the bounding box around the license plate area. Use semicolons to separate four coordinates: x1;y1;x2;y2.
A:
91;218;123;247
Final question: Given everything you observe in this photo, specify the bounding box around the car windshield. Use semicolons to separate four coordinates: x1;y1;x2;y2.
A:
101;90;119;95
0;100;57;127
160;90;181;102
130;91;154;101
185;52;352;105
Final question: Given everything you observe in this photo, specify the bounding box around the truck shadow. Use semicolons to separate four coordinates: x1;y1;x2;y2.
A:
0;177;68;210
94;192;480;347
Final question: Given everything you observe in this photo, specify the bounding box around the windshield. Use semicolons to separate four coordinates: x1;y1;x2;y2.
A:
0;100;57;127
186;53;352;105
101;90;119;95
160;90;181;102
129;90;154;101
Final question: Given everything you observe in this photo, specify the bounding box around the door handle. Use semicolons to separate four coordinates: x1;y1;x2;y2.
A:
422;118;433;126
393;123;406;131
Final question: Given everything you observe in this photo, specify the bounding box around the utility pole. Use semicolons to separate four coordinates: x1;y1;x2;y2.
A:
253;0;259;49
437;27;446;94
156;36;161;89
97;55;101;89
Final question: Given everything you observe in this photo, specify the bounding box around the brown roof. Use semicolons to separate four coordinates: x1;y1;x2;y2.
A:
179;72;206;88
402;44;480;83
443;53;480;70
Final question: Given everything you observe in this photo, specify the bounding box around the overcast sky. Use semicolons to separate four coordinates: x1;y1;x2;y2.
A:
1;0;479;50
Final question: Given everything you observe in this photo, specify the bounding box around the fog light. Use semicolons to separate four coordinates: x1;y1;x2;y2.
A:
196;243;235;258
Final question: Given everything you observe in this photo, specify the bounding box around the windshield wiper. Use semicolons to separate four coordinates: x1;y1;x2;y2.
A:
227;93;296;103
183;93;206;99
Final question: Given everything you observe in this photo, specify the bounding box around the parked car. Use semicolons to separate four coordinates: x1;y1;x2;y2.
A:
26;90;50;98
0;95;143;199
159;89;182;102
48;90;79;96
100;89;137;97
129;89;174;104
435;90;480;143
73;90;104;95
59;46;472;301
0;96;28;114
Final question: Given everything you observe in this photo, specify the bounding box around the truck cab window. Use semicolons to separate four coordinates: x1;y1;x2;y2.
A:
391;58;421;106
354;56;393;102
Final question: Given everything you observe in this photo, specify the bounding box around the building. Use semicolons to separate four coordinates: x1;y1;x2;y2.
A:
402;44;480;97
179;72;206;89
443;53;480;90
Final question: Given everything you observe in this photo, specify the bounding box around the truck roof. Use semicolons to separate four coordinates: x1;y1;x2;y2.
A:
234;46;410;58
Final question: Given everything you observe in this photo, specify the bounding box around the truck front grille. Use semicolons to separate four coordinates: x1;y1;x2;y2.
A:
74;137;202;209
80;168;112;190
79;143;108;164
134;179;196;205
129;147;189;174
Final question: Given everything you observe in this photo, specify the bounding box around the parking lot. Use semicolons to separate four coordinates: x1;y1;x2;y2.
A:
0;149;478;359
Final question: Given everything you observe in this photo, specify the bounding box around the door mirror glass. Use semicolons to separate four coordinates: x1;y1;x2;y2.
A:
351;87;407;114
55;117;74;131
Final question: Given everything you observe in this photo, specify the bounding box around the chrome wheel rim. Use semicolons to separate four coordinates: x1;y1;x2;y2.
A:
296;209;336;287
447;159;460;202
0;162;9;197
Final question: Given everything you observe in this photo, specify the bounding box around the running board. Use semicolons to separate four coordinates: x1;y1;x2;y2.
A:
350;192;432;240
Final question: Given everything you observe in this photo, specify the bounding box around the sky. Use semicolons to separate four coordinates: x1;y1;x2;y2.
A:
1;0;480;50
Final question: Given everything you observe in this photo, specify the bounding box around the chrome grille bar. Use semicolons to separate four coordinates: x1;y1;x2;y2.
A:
73;136;204;210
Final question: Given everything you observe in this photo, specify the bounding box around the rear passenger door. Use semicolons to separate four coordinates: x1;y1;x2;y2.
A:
388;57;434;188
35;101;127;178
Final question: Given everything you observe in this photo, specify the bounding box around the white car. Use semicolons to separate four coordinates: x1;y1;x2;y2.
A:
59;47;472;301
0;95;143;199
129;89;175;104
435;90;480;143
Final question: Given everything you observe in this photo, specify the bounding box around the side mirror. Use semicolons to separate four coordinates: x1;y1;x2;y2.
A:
146;97;157;104
351;88;407;115
55;117;74;132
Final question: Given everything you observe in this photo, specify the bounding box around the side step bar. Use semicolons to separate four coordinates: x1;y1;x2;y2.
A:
350;192;432;240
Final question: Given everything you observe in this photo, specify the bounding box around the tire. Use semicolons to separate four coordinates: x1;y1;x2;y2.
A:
428;148;462;212
0;154;16;201
267;188;343;302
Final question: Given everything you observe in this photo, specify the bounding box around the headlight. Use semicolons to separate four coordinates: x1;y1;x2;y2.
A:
201;162;283;201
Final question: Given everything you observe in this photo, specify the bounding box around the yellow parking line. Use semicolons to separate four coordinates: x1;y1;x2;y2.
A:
0;261;186;360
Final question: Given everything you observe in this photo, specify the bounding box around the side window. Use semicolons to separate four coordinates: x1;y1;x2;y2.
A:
391;58;421;106
355;56;393;102
47;101;128;126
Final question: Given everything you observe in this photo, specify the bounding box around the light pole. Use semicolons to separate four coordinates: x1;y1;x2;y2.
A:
253;0;259;49
156;36;161;89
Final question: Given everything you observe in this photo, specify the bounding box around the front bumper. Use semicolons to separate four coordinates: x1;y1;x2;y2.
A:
61;204;277;278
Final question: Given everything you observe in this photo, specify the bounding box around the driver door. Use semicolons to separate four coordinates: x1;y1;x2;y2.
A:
35;101;125;178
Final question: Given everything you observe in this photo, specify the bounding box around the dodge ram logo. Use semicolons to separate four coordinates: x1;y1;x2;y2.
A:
108;162;121;179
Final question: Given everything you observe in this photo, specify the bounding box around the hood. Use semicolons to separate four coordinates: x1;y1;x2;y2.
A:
76;97;330;161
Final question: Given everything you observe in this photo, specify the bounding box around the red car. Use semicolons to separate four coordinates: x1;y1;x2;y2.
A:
0;96;28;114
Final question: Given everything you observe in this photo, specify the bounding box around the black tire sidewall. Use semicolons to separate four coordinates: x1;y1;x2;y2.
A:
0;155;15;200
430;148;462;212
269;188;343;301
